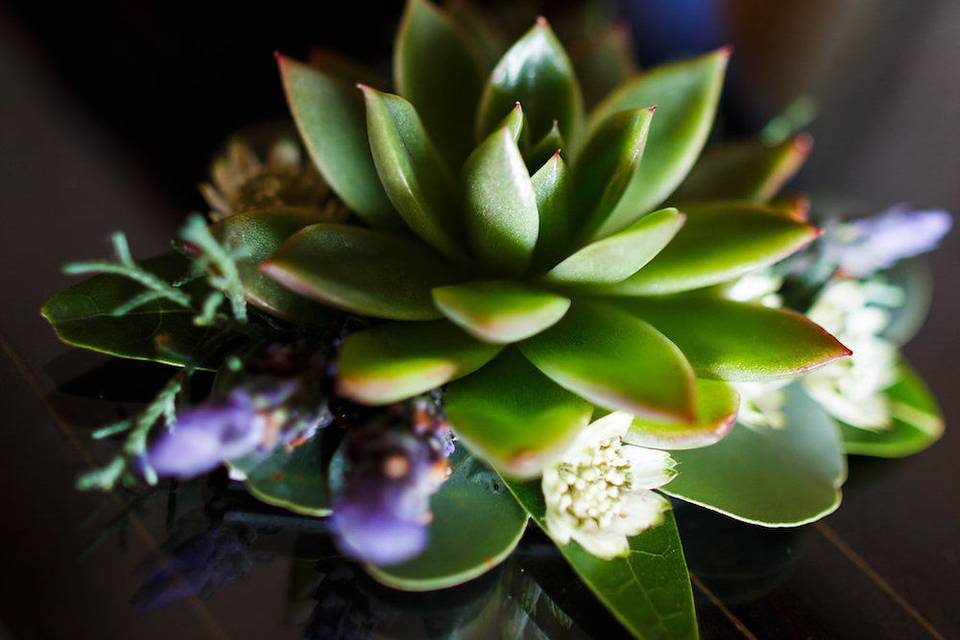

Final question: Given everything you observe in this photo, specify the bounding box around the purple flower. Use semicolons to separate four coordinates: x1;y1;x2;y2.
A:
142;390;264;479
332;398;453;566
823;204;952;277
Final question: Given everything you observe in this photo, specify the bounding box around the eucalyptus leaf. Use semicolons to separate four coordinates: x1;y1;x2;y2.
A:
476;18;584;145
445;349;593;478
337;320;501;405
586;49;729;232
362;86;464;259
665;385;846;526
277;56;398;228
617;295;851;381
432;280;570;344
42;253;227;368
229;435;331;516
601;203;819;295
545;208;684;285
463;128;540;274
839;360;944;458
504;479;698;640
574;107;655;240
213;208;337;324
365;449;528;591
395;0;484;168
672;135;812;204
262;223;461;320
520;302;696;422
625;378;739;450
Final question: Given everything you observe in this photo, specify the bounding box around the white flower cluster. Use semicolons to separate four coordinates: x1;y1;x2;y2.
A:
542;412;676;560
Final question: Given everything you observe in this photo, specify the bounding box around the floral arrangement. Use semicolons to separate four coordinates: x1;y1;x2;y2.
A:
42;1;950;637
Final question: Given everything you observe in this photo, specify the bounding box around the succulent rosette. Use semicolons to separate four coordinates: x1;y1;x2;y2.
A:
254;1;848;483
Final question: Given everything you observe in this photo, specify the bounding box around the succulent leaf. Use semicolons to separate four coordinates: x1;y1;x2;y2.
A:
601;203;819;295
526;119;565;171
573;107;655;240
432;280;570;344
546;207;684;286
585;48;729;235
212;208;336;324
445;349;594;478
673;134;813;203
618;296;852;381
361;86;464;259
445;0;510;71
462;128;540;274
569;24;638;109
625;378;739;450
496;101;528;147
476;18;584;145
395;0;484;168
277;56;399;229
531;151;573;268
520;302;696;421
307;49;389;88
261;223;460;320
337;321;501;404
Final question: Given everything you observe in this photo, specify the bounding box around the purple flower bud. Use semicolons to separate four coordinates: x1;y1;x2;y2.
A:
823;204;952;277
143;392;263;479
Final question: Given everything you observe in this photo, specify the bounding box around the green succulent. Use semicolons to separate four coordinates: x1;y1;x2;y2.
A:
232;0;853;479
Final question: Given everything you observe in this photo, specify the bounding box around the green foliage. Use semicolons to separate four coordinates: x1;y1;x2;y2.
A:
625;378;739;450
229;435;332;516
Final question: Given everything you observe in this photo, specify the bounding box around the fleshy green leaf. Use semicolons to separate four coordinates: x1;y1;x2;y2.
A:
307;49;388;88
277;56;398;228
446;0;510;71
531;151;573;268
496;101;528;147
504;479;698;640
336;320;500;405
585;49;729;233
394;0;484;168
445;349;593;477
526;119;565;171
625;378;739;450
520;302;696;421
462;128;540;274
229;435;331;516
573;107;655;240
361;87;463;259
476;18;584;145
365;449;528;591
432;280;570;344
544;208;684;285
601;203;820;295
617;295;851;381
839;360;944;458
672;134;813;204
569;25;638;109
213;208;336;324
41;253;226;368
665;385;846;526
262;223;461;320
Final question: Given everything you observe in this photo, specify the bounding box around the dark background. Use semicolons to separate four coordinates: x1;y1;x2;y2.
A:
1;1;958;638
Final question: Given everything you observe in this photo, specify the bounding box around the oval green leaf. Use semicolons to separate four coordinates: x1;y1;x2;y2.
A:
664;385;846;526
277;55;398;229
445;349;594;478
365;449;528;591
625;378;739;450
672;134;813;204
520;302;696;421
394;0;484;168
503;478;698;640
432;280;570;344
545;208;684;285
337;320;501;405
213;208;336;324
585;49;729;232
617;295;851;381
463;128;540;274
601;203;819;295
476;18;584;145
229;435;331;516
361;86;464;259
261;223;461;320
839;360;944;458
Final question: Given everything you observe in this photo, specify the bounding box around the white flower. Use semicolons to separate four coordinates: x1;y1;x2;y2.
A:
725;269;784;308
734;381;790;429
542;412;676;560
